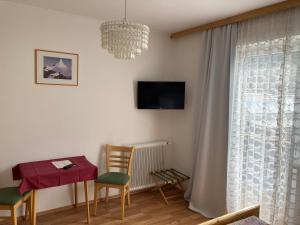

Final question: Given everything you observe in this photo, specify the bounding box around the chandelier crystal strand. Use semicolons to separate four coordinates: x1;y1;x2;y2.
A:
100;0;150;59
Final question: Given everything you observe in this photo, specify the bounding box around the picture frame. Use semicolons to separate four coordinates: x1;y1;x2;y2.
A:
35;49;78;86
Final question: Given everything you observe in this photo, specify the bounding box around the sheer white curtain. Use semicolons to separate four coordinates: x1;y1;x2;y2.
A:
227;8;300;225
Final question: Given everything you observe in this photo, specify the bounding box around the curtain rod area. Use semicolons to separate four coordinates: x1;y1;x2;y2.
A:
170;0;300;39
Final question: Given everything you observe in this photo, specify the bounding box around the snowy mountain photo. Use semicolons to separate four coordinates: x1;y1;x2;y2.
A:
35;49;78;86
43;56;72;80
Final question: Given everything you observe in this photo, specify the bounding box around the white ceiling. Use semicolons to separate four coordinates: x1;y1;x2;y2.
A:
6;0;284;33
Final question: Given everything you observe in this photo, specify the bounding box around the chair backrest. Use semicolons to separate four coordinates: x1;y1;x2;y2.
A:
106;144;135;175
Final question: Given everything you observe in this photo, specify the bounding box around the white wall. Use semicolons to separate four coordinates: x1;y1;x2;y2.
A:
170;33;202;176
0;1;179;213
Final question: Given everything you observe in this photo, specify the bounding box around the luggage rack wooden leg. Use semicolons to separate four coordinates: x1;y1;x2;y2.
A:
152;175;169;205
150;168;189;205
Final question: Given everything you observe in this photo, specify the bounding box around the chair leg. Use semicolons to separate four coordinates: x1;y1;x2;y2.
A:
126;185;131;206
11;206;17;225
120;187;126;220
25;198;31;221
105;187;109;203
28;196;32;224
94;183;99;216
25;201;28;220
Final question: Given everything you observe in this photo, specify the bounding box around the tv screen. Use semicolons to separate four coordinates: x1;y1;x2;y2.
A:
137;81;185;109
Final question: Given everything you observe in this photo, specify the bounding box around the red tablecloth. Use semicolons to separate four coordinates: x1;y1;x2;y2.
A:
12;156;98;194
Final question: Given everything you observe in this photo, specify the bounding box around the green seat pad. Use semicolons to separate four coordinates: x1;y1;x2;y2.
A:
0;187;26;205
96;172;130;185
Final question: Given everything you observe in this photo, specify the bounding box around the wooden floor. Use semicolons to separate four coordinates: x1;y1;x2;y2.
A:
7;189;208;225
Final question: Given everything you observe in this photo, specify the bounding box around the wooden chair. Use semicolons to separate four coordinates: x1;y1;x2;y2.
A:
0;187;32;225
93;144;135;220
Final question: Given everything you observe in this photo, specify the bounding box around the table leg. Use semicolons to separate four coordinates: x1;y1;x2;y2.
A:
84;181;90;224
74;183;78;208
31;190;37;225
11;206;17;225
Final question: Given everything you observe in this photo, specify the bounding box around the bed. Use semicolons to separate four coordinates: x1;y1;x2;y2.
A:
198;205;269;225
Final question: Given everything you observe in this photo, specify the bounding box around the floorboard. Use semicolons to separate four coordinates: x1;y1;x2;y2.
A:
2;190;208;225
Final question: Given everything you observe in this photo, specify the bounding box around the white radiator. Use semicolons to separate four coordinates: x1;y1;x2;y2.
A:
129;141;170;191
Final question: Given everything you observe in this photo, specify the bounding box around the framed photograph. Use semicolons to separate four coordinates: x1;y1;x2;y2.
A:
35;49;78;86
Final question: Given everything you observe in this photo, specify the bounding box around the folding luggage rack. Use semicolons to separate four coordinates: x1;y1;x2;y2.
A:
150;168;190;205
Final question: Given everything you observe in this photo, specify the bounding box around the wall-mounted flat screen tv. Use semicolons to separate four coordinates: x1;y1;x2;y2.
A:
137;81;185;109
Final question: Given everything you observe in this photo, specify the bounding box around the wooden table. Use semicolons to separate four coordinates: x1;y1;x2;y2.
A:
12;156;98;225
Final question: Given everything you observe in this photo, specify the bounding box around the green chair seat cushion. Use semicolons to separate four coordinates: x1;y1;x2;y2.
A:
0;187;26;205
95;172;130;185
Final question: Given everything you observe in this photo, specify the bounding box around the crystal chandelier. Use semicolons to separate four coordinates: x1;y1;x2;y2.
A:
100;0;150;59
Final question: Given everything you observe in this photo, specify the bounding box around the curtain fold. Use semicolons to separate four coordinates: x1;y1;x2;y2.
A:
185;24;237;218
227;7;300;225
